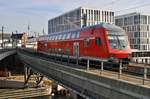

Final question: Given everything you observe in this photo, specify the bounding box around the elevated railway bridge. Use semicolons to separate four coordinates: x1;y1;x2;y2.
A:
0;48;150;99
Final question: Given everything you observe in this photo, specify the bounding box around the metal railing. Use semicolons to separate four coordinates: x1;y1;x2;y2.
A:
20;48;150;86
86;59;150;85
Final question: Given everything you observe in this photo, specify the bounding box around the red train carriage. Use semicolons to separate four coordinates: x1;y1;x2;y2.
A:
38;23;131;64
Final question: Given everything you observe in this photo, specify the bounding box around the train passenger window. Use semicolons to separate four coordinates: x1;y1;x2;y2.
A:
61;34;63;40
96;37;101;45
56;35;59;40
57;35;59;40
48;36;50;40
71;32;76;39
50;36;53;40
62;34;66;40
49;36;51;40
52;36;54;40
53;36;55;40
65;34;68;39
67;33;71;39
84;38;89;48
59;34;62;40
54;35;57;40
76;32;80;38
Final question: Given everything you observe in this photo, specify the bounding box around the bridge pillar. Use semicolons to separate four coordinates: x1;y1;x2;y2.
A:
51;81;58;94
87;59;89;70
24;65;44;88
34;73;44;87
118;59;122;79
24;65;32;88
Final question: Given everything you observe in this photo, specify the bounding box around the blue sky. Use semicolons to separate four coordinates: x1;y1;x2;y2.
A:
0;0;150;35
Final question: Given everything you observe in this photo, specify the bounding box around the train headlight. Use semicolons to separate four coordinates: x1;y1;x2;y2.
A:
128;54;132;59
110;57;114;60
128;54;132;62
109;57;119;63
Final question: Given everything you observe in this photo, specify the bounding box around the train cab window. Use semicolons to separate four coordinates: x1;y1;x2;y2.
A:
84;38;90;48
95;37;101;45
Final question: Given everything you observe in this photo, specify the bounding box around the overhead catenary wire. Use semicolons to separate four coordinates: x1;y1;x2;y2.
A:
115;2;150;12
102;0;122;7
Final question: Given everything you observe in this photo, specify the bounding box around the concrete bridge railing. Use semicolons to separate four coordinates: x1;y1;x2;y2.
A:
18;50;150;99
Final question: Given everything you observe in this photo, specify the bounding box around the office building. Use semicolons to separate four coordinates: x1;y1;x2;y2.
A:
115;12;150;51
48;7;114;34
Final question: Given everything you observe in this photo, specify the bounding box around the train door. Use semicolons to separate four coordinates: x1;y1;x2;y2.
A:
73;42;79;58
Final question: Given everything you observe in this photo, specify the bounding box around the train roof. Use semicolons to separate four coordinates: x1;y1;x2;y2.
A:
40;23;124;37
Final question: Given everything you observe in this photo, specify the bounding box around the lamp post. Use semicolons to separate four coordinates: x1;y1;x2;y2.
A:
1;26;4;49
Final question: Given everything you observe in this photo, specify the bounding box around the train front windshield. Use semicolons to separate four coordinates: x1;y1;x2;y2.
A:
107;31;128;49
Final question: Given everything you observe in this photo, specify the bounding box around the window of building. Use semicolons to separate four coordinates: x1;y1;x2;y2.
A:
134;45;139;49
148;16;150;24
142;15;147;24
82;9;84;14
147;39;149;44
134;15;140;24
124;17;128;25
134;32;138;37
112;12;114;16
147;25;149;31
137;25;140;31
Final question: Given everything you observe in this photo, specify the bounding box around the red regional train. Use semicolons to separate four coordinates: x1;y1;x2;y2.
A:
37;23;131;64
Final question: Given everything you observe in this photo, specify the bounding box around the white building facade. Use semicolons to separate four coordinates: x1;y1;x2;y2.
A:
115;12;150;51
48;7;114;34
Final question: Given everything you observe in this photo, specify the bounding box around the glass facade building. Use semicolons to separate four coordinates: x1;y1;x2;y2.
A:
48;7;114;34
115;12;150;51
